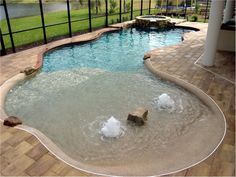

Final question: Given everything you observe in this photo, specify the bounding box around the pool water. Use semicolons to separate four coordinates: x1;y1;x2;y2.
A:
43;28;190;72
5;27;225;176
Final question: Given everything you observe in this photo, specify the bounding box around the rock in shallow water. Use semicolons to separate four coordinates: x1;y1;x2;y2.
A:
3;116;22;127
143;53;151;60
20;67;38;76
127;107;148;126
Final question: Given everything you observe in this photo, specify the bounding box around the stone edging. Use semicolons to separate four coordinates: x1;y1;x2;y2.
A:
0;24;227;176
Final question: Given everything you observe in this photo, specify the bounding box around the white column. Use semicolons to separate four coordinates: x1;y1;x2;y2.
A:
202;0;225;67
223;0;235;23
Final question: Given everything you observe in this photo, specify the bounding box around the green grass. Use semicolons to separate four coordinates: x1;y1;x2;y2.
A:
1;0;64;3
0;4;158;49
0;8;90;48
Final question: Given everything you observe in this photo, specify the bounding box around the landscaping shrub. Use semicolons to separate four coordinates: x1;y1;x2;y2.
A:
190;15;198;22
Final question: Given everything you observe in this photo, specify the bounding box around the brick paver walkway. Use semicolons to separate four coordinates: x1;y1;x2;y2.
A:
0;22;235;176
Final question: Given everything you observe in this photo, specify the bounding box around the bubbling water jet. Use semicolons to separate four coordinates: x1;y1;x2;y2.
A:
156;93;175;111
100;116;123;138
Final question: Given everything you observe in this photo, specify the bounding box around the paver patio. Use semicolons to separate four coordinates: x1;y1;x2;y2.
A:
0;22;235;176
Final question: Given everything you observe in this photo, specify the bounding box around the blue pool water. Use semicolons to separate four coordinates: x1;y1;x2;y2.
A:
43;27;191;72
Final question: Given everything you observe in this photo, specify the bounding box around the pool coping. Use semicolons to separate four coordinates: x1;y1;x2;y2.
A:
0;23;227;176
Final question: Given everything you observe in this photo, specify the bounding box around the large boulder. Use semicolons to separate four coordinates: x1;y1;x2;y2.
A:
3;116;22;127
127;107;148;126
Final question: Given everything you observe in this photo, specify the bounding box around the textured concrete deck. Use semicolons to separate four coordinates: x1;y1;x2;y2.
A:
0;22;235;176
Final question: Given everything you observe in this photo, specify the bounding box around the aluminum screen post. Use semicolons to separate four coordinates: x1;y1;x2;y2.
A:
66;0;72;37
149;0;151;14
204;0;210;22
166;0;169;15
119;0;122;22
3;0;15;53
0;28;6;56
184;0;188;19
39;0;47;44
88;0;92;31
140;0;143;15
130;0;133;20
105;0;108;27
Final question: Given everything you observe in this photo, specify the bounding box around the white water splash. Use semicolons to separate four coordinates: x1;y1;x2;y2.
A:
100;116;123;138
156;93;175;112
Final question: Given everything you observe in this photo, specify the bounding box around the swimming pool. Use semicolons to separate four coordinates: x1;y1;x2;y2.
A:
5;27;226;176
42;27;190;72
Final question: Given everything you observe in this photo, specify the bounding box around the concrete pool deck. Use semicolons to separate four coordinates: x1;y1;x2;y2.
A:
0;22;235;176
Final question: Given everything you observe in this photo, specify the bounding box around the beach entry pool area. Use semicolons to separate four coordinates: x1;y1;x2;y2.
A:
5;27;226;176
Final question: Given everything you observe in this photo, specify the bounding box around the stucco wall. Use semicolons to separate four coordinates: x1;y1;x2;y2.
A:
217;29;235;52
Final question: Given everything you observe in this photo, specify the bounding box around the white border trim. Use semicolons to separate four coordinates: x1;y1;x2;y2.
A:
194;53;235;85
